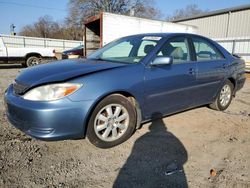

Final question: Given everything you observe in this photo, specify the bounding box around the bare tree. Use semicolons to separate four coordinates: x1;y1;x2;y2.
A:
19;15;64;39
166;4;208;21
19;0;162;40
67;0;161;19
130;0;162;19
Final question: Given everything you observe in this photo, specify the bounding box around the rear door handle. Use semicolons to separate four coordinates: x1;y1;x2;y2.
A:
189;68;196;75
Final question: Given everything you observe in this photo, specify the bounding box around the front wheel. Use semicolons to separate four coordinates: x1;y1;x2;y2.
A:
87;94;137;148
209;80;234;111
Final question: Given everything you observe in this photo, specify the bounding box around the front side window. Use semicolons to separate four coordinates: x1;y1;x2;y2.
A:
192;37;224;61
157;37;190;64
88;36;162;64
137;40;157;57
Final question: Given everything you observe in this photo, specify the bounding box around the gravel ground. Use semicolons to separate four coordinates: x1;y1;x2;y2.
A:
0;65;250;188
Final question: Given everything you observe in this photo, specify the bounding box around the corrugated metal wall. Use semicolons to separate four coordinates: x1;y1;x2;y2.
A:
228;9;250;37
176;9;250;38
178;14;228;38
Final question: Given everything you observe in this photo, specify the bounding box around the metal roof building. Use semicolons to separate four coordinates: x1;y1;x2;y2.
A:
173;4;250;38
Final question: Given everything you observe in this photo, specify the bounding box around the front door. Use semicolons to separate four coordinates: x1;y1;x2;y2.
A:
143;36;197;118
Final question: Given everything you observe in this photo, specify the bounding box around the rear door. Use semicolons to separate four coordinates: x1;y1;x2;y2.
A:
143;36;197;118
190;36;227;105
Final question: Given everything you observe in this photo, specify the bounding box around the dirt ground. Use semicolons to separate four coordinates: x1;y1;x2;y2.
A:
0;65;250;188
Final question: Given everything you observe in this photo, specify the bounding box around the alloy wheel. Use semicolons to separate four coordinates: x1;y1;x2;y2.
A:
94;104;129;142
219;84;231;107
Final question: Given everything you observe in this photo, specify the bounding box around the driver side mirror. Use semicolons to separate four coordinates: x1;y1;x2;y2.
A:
150;57;173;66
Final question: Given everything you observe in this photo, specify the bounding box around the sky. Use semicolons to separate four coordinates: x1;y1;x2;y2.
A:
0;0;249;34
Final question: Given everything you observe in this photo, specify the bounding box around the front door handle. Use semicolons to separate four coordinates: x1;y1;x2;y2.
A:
189;68;196;75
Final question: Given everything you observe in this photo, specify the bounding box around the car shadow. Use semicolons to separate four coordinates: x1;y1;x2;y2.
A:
0;64;23;69
113;118;188;188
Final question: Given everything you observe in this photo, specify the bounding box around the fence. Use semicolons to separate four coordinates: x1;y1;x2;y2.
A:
0;34;83;51
214;37;250;72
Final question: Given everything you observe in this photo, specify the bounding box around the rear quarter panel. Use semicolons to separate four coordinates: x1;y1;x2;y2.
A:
212;39;246;92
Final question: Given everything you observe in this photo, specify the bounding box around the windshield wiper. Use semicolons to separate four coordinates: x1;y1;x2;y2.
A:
88;57;105;61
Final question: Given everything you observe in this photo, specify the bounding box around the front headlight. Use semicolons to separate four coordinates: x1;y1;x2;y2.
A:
23;83;82;101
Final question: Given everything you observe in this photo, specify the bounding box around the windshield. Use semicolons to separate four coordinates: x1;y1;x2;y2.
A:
73;45;84;50
87;36;162;64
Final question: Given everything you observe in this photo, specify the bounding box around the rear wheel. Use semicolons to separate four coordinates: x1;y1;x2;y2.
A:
209;80;234;111
87;94;137;148
25;56;41;67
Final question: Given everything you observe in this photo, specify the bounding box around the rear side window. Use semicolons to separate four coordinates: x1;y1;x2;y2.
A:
192;37;224;61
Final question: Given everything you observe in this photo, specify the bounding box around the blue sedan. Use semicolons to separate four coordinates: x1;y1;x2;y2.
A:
4;33;246;148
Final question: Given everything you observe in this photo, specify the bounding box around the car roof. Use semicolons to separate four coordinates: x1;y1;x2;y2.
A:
127;32;207;39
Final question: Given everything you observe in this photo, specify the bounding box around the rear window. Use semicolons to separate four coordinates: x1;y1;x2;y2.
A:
192;37;224;61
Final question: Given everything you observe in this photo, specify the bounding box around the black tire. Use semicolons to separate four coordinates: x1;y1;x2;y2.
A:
21;62;27;67
25;56;41;67
87;94;137;148
209;80;234;111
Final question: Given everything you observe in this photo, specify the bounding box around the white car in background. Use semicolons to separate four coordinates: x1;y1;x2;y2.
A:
0;36;56;67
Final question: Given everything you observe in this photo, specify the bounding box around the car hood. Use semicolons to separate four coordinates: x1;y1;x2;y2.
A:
15;59;127;87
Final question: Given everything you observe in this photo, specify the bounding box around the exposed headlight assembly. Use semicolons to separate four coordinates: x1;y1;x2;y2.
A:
23;83;82;101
